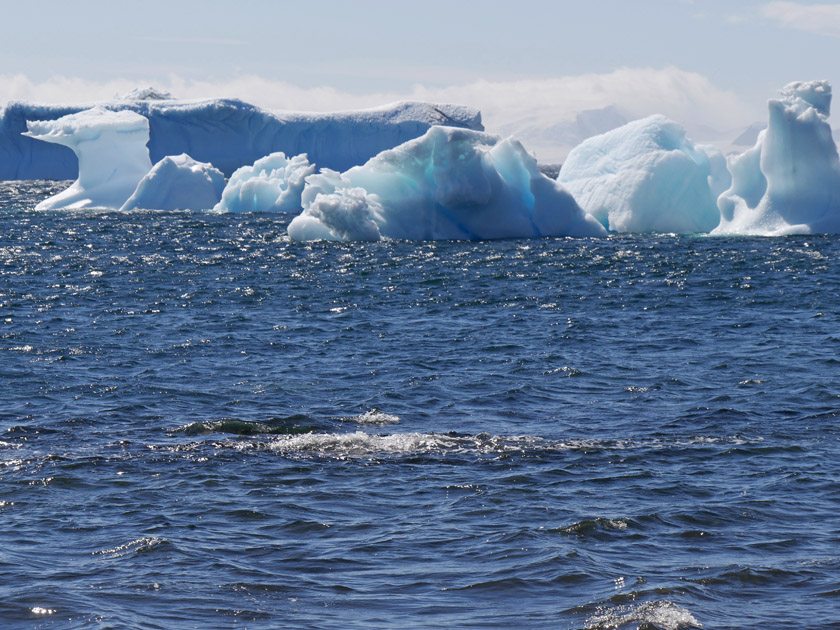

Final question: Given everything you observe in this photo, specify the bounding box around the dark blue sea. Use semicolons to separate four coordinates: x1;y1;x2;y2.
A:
2;181;839;629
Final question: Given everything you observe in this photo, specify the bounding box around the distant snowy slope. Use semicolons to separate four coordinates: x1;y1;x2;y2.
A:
497;105;629;163
732;122;766;147
0;97;483;180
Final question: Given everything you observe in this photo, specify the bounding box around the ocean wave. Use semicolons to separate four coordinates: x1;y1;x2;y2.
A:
585;600;702;629
341;409;401;425
93;537;169;558
217;431;761;460
265;431;453;457
173;415;319;436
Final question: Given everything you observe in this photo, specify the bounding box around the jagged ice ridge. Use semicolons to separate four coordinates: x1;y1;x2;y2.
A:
287;126;606;241
212;152;315;214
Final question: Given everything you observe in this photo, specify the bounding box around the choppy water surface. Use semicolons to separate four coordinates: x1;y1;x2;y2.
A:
1;181;839;629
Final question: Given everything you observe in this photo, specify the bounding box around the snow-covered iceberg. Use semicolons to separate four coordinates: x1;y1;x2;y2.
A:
557;115;728;233
213;152;315;213
287;126;606;241
24;107;152;210
118;87;174;101
121;153;225;211
714;81;840;235
1;96;483;180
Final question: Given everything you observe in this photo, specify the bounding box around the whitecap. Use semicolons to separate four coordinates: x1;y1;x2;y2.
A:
94;536;167;558
267;431;453;457
585;600;702;629
343;409;401;425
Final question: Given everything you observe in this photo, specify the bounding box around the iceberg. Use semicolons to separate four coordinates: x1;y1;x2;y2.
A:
213;152;315;213
117;87;174;101
714;81;840;235
557;115;728;233
24;107;152;210
121;153;225;211
287;126;606;241
1;96;483;180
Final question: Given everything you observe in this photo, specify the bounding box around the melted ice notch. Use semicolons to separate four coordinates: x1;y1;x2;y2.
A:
24;107;152;210
715;80;840;235
287;126;606;241
558;115;729;234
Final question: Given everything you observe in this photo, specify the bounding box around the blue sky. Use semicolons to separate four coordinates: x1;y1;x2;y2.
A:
4;0;840;157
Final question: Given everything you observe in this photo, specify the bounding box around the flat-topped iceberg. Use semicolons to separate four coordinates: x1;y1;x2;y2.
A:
714;81;840;235
2;96;483;180
24;107;152;210
557;115;728;233
213;152;315;213
121;153;225;211
287;126;606;241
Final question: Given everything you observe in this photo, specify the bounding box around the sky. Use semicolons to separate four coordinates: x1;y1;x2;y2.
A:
3;0;840;159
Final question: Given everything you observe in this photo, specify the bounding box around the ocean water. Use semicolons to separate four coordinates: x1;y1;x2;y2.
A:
1;180;839;629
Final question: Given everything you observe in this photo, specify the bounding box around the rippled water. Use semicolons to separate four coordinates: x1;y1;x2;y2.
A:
1;181;839;629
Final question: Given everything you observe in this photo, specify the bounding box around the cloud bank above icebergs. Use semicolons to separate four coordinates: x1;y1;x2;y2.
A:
0;67;755;162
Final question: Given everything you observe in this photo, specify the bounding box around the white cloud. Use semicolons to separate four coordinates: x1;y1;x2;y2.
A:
0;67;755;162
761;1;840;37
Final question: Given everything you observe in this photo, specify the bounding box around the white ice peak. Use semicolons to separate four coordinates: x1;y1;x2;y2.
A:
714;80;840;235
776;80;831;117
24;107;152;210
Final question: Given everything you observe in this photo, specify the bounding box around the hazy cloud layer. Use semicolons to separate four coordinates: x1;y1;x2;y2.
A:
762;1;840;37
0;67;756;162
